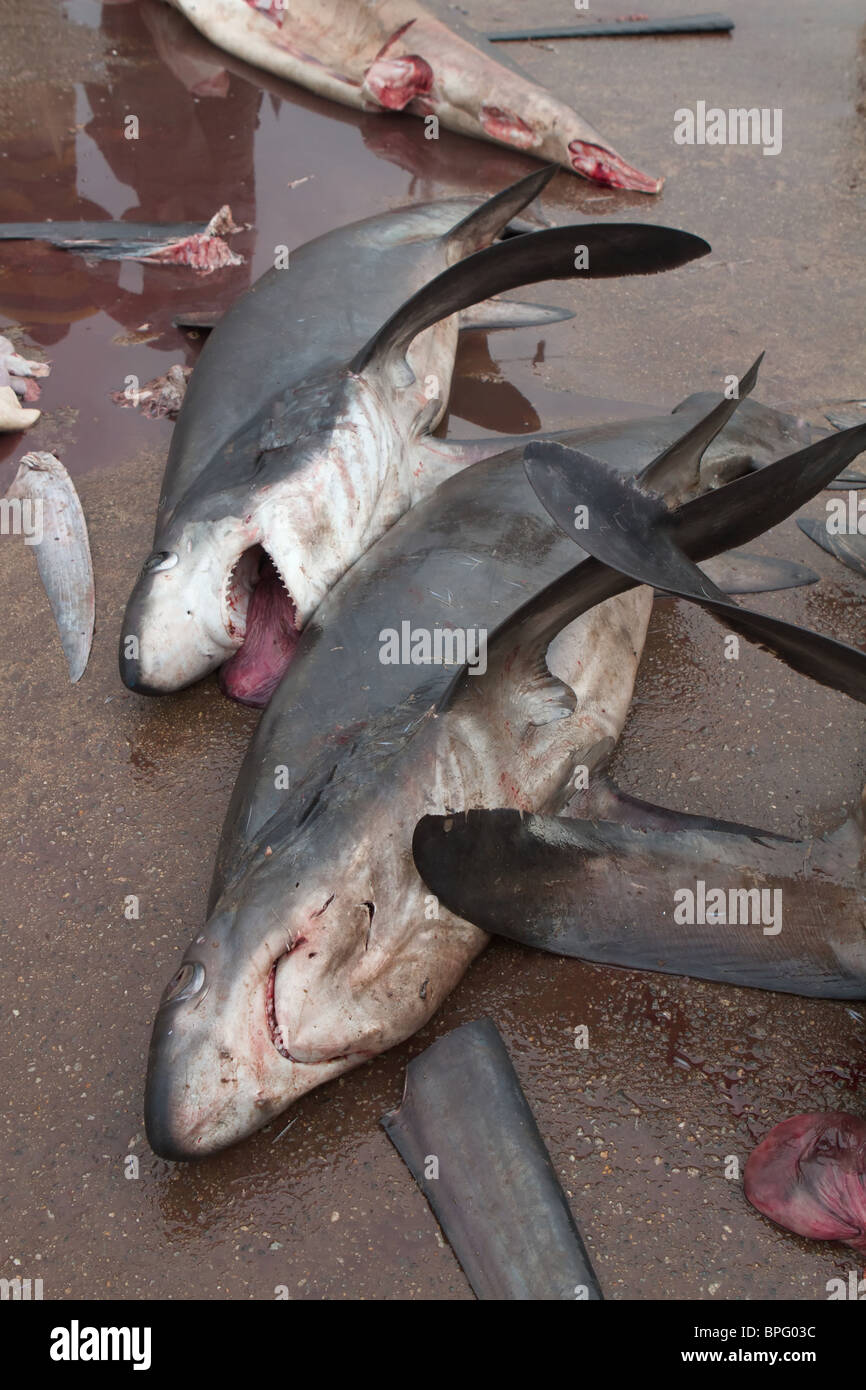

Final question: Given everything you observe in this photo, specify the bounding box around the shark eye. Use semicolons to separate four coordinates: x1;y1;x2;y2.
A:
145;551;178;574
161;961;205;1006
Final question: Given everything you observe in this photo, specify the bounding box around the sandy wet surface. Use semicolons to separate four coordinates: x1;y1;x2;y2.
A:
0;0;864;1299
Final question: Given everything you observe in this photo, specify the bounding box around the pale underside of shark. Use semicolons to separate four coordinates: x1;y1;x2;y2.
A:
143;362;866;1160
120;168;707;707
161;0;663;191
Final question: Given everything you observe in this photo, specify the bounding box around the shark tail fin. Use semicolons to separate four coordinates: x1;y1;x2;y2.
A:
350;223;710;382
523;417;866;704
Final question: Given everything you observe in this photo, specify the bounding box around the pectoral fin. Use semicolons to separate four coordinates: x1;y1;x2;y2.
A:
695;550;818;595
797;518;866;579
351;223;710;381
412;807;866;998
7;452;94;682
458;297;574;331
382;1019;604;1300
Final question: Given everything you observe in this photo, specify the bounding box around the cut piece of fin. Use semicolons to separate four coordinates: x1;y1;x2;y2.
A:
637;352;764;503
443;166;558;257
382;1019;604;1300
7;452;94;682
458;297;574;331
827;470;866;490
411;809;866;999
0;220;205;244
798;518;866;580
351;223;711;380
690;550;819;595
524;423;866;703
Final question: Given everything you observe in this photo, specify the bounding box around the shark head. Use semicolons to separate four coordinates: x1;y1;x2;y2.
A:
144;766;482;1161
143;852;365;1161
120;372;407;705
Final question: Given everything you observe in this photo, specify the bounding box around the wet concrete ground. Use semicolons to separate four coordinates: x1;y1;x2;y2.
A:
1;0;864;1300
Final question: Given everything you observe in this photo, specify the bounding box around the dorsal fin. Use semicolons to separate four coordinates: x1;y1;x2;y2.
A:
349;223;710;381
637;352;764;503
444;165;558;256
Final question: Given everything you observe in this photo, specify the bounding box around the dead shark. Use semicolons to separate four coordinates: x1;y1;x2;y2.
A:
160;0;662;191
413;436;866;995
120;168;708;705
143;371;866;1159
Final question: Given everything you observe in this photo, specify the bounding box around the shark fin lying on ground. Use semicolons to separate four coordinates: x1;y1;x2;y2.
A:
798;517;866;580
689;550;818;594
0;207;245;271
6;452;94;682
745;1112;866;1251
382;1019;603;1299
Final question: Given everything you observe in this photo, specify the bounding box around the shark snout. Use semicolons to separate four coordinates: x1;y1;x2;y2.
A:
120;547;241;695
144;952;286;1161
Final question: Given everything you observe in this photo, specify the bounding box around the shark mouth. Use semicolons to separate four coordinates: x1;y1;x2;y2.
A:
266;952;295;1060
220;545;301;707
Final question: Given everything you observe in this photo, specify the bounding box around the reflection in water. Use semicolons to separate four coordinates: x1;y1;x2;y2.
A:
0;0;639;483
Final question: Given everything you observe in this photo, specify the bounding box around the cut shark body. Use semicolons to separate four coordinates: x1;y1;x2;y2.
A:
120;169;708;705
161;0;662;191
143;371;866;1159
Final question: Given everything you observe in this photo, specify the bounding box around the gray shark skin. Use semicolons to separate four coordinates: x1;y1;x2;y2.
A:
799;516;866;580
143;373;866;1160
161;0;663;191
412;792;866;999
382;1019;604;1300
119;169;708;706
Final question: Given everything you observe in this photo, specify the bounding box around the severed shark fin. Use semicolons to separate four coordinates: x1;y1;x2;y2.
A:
351;223;711;382
691;550;818;595
797;518;866;580
382;1019;604;1300
6;452;94;682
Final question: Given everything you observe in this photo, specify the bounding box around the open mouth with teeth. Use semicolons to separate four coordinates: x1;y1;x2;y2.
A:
220;544;301;707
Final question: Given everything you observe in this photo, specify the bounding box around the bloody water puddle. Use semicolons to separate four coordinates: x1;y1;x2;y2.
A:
0;0;644;480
